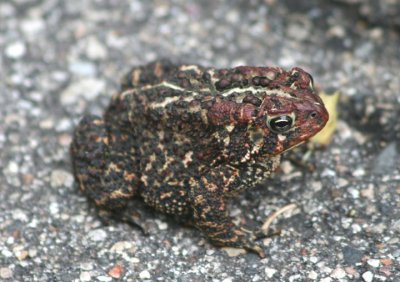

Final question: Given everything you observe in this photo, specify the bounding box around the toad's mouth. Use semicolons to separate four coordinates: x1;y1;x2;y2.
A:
281;140;305;153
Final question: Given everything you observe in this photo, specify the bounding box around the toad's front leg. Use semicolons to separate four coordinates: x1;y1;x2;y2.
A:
189;166;266;257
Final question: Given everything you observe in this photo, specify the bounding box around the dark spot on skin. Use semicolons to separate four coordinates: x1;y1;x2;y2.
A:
219;69;229;76
149;110;162;122
159;88;172;96
252;76;261;86
175;100;188;108
216;79;231;91
202;72;211;83
180;78;191;88
201;99;215;109
181;113;190;121
271;97;283;108
285;73;300;86
252;76;270;87
284;127;301;148
261;134;278;155
242;94;262;107
259;77;270;87
177;71;186;79
232;74;241;81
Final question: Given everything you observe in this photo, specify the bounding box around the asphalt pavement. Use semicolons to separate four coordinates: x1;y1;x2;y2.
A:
0;0;399;281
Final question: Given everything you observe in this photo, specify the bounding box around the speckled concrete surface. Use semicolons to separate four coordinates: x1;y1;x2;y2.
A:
1;0;399;281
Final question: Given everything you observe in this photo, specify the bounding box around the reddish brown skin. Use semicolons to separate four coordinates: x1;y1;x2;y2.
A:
71;60;328;257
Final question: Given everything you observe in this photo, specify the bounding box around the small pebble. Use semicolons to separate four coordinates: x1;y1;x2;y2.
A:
97;276;112;282
367;259;380;268
361;185;374;199
206;249;215;256
5;41;26;59
68;61;97;76
265;267;277;278
287;19;310;41
139;270;151;279
393;220;400;233
338;178;349;187
56;119;72;132
330;267;346;279
222;247;246;257
87;229;107;242
308;271;318;280
309;256;318;263
86;36;108;59
50;170;74;188
0;267;12;279
61;78;105;105
108;264;123;279
351;224;362;233
7;161;19;174
289;274;302;282
12;209;28;222
155;219;168;230
110;241;134;253
361;271;374;282
49;202;59;215
15;249;29;261
39;118;54;129
20;18;45;35
80;271;91;282
348;188;360;198
0;3;15;17
352;168;366;177
280;160;294;174
344;266;360;278
80;262;94;271
58;133;72;147
321;168;336;178
380;258;393;266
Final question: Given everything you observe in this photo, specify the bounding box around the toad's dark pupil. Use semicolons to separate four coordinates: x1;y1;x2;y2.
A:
269;116;293;133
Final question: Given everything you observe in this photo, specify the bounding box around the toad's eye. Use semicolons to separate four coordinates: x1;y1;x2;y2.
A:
267;115;294;133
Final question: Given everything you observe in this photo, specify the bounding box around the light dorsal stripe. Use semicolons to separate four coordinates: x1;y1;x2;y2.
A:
221;87;295;99
121;82;305;110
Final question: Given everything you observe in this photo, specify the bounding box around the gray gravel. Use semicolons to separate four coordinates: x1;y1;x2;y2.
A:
1;0;399;281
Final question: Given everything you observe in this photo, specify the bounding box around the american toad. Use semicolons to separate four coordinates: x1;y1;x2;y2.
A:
71;60;328;257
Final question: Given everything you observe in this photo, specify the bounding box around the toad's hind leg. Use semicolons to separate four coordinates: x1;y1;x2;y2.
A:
71;115;139;211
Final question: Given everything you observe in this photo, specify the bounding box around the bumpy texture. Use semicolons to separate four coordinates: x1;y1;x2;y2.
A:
71;60;329;257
